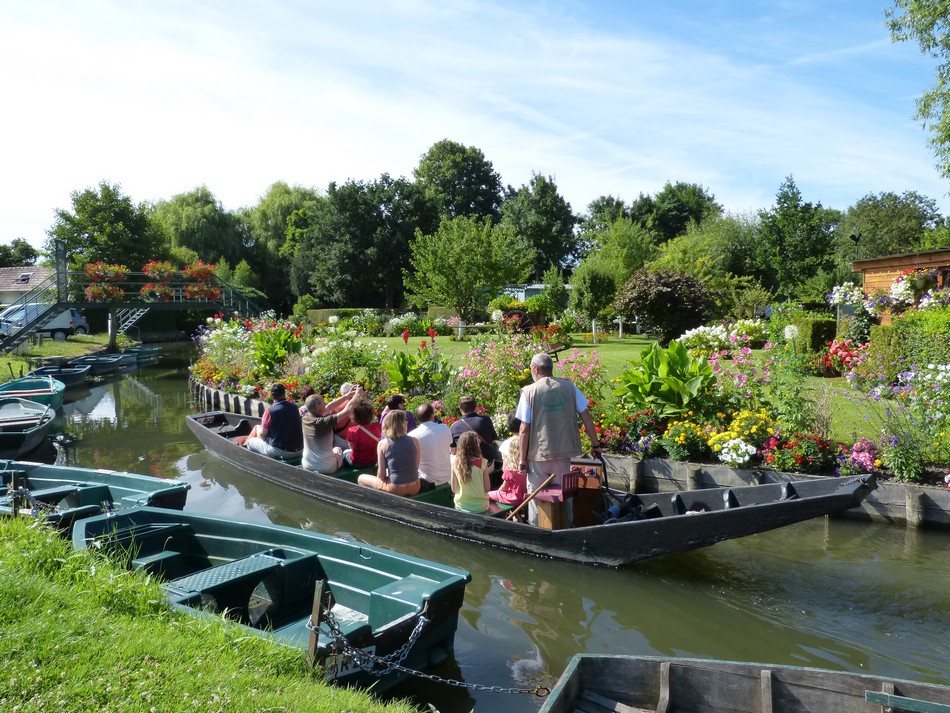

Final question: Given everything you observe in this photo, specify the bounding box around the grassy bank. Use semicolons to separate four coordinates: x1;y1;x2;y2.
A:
0;334;114;380
0;518;416;713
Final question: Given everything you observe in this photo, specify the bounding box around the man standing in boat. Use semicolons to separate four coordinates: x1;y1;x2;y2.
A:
244;383;304;459
516;352;602;526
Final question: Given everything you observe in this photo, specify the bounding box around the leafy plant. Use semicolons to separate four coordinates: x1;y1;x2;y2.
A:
613;269;715;342
661;419;709;461
250;324;302;378
613;339;716;418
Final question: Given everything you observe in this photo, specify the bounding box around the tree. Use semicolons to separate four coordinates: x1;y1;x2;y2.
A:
413;139;503;221
595;217;658;288
755;176;838;300
500;172;578;278
579;195;629;246
151;186;242;265
887;1;950;179
46;181;165;269
540;264;569;314
0;239;39;267
628;182;722;243
613;269;715;342
568;260;616;325
45;180;166;351
834;191;944;263
290;175;438;308
404;216;534;320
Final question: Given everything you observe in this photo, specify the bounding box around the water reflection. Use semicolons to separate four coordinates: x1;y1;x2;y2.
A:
44;342;950;713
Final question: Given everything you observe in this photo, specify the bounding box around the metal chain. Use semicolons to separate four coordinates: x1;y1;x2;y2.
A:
307;608;548;697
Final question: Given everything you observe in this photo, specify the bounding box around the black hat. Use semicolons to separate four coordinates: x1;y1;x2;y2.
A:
271;383;286;398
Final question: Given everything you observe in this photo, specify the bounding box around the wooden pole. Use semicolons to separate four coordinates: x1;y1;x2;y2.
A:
505;472;558;522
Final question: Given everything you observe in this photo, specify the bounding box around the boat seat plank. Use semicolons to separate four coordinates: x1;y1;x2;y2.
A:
575;689;647;712
369;573;434;627
866;691;950;713
132;550;185;578
167;553;283;594
27;484;83;500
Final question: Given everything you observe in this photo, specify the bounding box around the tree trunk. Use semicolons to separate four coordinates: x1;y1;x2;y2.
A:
107;308;118;352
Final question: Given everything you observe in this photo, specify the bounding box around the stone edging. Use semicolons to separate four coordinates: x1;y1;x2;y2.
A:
191;380;950;531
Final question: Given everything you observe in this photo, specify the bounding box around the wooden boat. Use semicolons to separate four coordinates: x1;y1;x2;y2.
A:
123;346;160;361
0;397;56;458
539;654;950;713
0;375;66;410
26;364;92;389
0;459;189;527
186;411;877;568
67;354;125;375
73;506;471;692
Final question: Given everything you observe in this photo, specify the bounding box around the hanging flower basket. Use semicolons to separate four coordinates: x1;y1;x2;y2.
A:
140;283;175;302
185;284;222;300
85;262;129;283
181;261;217;283
142;260;177;281
85;283;126;302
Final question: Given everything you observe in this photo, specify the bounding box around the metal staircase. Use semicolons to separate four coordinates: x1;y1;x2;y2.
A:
116;308;150;335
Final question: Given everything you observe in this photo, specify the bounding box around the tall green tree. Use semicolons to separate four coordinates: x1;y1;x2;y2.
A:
413;139;503;221
46;181;165;269
568;260;616;324
151;186;242;265
834;191;944;264
0;239;39;267
755;176;839;299
887;1;950;179
501;172;578;278
629;182;722;243
404;216;533;320
291;175;437;308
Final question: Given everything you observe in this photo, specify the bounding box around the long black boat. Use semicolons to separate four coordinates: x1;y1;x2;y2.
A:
186;411;876;568
539;654;950;713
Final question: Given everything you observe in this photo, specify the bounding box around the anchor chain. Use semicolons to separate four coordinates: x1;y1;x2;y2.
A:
307;607;548;697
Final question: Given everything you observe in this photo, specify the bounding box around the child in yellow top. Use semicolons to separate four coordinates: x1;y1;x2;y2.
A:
450;431;490;513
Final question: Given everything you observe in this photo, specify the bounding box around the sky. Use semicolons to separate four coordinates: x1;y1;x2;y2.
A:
1;1;946;250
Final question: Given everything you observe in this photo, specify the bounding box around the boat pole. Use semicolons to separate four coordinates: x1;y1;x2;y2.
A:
505;472;558;522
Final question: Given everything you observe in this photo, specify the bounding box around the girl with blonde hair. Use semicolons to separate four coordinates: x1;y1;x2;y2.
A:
450;430;490;513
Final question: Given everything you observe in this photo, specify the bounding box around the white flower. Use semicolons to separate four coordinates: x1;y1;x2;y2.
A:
783;324;799;341
491;309;504;322
328;315;339;325
719;438;757;467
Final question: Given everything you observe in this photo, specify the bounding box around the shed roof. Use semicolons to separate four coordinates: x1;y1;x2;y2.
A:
0;265;53;293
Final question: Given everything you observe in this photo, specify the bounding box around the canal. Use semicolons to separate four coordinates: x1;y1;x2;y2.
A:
51;342;950;712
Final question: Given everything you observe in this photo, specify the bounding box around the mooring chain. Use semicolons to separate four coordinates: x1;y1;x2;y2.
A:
307;608;548;697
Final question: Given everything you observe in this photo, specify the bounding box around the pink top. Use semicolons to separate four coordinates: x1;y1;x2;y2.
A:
489;468;527;506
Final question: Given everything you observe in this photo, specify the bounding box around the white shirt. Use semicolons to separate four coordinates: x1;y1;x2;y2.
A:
408;420;452;485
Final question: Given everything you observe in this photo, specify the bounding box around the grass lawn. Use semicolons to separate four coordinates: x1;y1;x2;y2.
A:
0;333;113;381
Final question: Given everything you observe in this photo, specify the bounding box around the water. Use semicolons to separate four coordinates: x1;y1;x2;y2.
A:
49;342;950;712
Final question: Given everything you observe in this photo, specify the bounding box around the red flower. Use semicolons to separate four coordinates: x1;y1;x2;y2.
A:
420;339;427;350
427;327;437;339
402;329;410;344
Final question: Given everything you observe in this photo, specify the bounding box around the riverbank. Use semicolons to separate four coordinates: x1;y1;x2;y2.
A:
0;518;417;713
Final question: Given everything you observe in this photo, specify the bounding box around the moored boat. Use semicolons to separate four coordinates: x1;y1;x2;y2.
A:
67;354;125;375
0;459;189;527
186;411;877;568
123;346;160;361
0;397;56;458
73;506;471;692
0;375;66;410
539;654;950;713
26;364;92;389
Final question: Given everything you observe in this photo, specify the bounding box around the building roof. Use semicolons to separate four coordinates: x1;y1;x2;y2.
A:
0;265;52;293
851;247;950;271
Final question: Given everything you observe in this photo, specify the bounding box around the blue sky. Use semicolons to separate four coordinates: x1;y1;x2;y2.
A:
1;1;945;249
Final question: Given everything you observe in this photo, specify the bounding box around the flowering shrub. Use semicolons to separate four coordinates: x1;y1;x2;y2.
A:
838;437;880;475
918;288;950;311
709;344;772;411
863;290;892;318
678;324;729;356
557;348;607;401
85;262;129;282
529;322;571;347
142;260;176;281
185;284;222;300
661;418;709;462
140;283;174;302
821;339;869;376
182;260;217;283
760;433;841;474
708;434;758;467
456;332;535;416
84;283;125;302
827;283;864;306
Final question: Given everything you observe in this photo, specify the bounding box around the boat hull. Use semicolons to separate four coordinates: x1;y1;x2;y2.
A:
73;506;470;692
186;411;876;567
0;376;65;410
0;398;56;459
0;460;189;527
67;355;124;375
26;365;91;389
540;654;950;713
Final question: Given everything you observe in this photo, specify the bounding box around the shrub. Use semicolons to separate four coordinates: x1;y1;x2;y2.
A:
613;340;716;419
895;305;950;369
613;269;715;342
760;433;841;474
851;325;903;388
661;418;710;462
455;332;535;417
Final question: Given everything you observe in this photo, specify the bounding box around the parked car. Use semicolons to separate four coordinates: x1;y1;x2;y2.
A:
0;303;88;341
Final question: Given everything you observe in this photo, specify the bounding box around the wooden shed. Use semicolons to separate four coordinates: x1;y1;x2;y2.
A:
851;248;950;325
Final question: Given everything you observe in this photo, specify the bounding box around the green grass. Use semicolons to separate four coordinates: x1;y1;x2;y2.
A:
0;518;416;713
